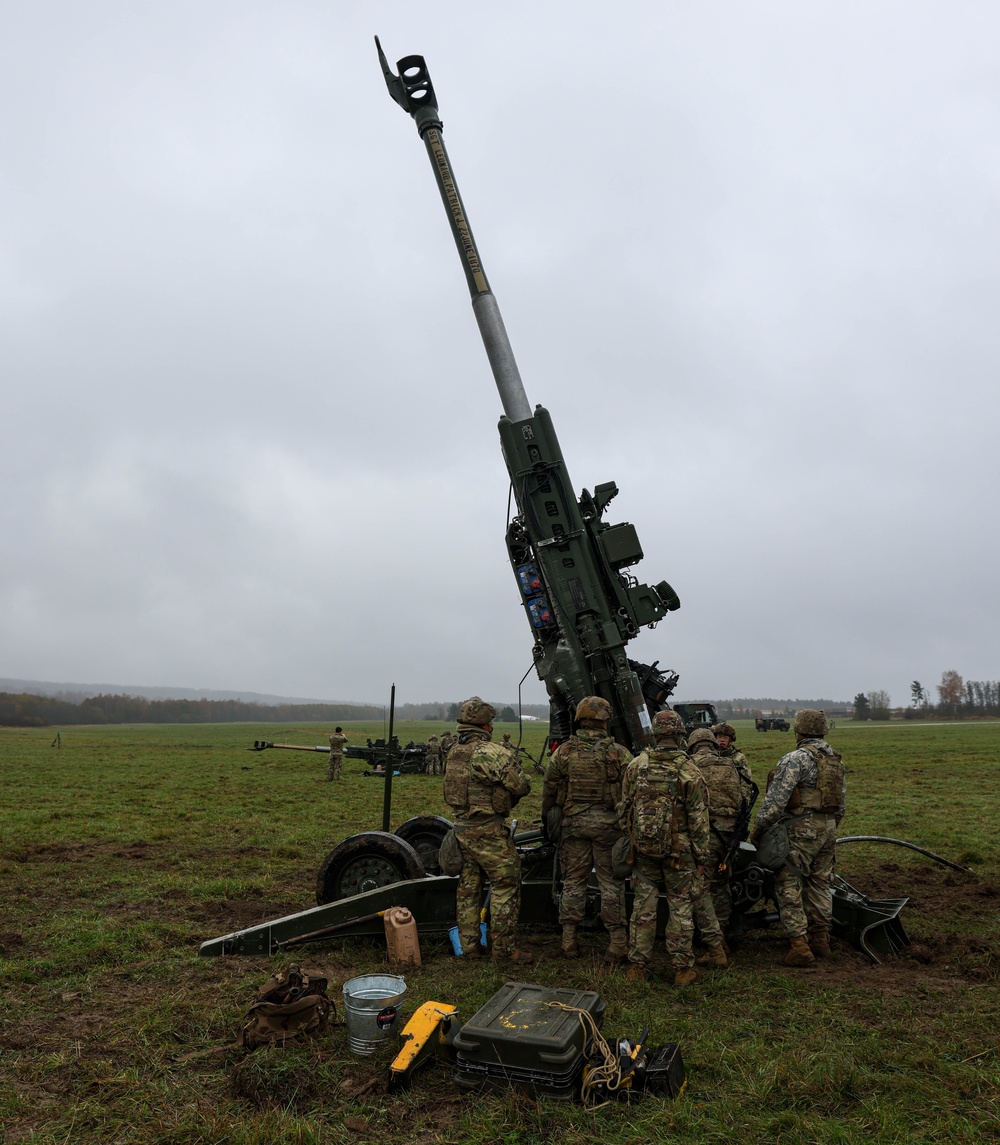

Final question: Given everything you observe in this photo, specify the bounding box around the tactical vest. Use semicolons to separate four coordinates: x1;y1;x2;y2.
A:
692;751;743;819
630;748;686;861
443;734;500;818
564;735;620;813
797;743;845;815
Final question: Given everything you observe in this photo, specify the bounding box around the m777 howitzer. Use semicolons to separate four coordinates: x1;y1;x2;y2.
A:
200;42;974;965
249;736;431;775
374;39;680;755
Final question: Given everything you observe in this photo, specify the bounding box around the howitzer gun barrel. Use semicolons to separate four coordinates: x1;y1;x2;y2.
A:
248;741;328;753
376;38;530;423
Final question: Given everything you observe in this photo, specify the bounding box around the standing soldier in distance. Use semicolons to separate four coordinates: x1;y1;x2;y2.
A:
425;734;442;776
327;726;349;781
439;728;457;768
542;696;633;961
750;709;846;966
617;708;722;985
442;696;533;964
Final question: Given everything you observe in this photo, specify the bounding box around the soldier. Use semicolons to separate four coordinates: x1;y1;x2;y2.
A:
442;696;533;965
542;696;632;961
686;727;752;963
712;722;753;786
327;726;349;781
425;734;442;776
749;709;846;966
439;729;456;766
501;733;512;748
617;709;722;985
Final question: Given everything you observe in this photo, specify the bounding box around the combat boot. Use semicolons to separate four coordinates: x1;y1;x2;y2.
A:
495;948;534;966
560;924;580;960
695;942;729;968
673;967;700;987
625;962;647;982
604;927;629;964
808;929;831;958
781;936;817;967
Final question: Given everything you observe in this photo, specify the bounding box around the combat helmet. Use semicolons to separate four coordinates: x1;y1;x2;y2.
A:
687;727;719;750
712;721;737;742
651;709;685;739
793;709;828;737
575;695;612;723
459;696;497;726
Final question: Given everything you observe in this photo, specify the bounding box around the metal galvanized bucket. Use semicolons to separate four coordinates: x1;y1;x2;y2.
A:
342;974;407;1055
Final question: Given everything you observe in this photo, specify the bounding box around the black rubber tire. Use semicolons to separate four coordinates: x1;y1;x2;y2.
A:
315;831;426;905
394;815;454;875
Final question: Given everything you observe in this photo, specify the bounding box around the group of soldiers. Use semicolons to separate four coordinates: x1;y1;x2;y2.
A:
440;695;846;982
424;733;454;776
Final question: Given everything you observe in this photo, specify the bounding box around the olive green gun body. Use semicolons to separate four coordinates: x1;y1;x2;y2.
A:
377;40;680;752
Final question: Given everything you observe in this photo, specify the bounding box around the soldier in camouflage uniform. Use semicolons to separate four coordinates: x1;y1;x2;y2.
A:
617;709;722;985
542;696;632;961
442;696;533;964
750;709;846;966
712;722;753;787
439;730;456;766
327;727;349;781
688;726;754;959
425;735;442;776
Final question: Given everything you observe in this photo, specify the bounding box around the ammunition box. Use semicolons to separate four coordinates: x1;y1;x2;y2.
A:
453;981;606;1099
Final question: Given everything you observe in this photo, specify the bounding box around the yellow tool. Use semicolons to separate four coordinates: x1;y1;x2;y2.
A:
387;1001;460;1091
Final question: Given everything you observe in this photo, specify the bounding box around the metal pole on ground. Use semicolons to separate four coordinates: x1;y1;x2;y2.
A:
381;684;396;833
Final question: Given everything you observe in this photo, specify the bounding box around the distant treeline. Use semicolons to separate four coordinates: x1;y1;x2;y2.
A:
0;692;385;728
0;692;550;728
715;698;848;719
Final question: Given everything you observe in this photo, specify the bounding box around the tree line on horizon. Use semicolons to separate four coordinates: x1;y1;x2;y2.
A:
3;675;995;729
850;671;1000;720
0;692;542;728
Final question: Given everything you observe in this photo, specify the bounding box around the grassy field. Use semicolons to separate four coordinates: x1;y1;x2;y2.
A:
1;719;998;1144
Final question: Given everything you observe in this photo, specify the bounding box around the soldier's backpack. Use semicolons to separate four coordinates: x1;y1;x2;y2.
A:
630;751;685;861
800;743;845;814
241;964;333;1050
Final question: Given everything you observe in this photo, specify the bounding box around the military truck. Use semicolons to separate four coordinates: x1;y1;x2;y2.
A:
755;716;791;732
671;702;720;734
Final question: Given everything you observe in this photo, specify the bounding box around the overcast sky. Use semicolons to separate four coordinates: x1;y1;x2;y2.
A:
3;1;998;710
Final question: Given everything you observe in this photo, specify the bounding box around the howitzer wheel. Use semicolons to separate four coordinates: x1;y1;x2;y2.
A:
315;831;427;905
394;815;453;875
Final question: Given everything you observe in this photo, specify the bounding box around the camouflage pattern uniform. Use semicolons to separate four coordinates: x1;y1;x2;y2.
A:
713;722;753;788
425;735;442;776
439;731;456;765
443;698;531;958
754;711;846;945
617;714;722;973
542;725;632;940
688;727;753;932
327;731;349;781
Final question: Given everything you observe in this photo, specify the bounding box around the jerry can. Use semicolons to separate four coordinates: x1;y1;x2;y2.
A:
384;906;421;967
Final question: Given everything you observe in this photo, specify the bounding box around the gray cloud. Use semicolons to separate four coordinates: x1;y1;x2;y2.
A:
2;1;998;711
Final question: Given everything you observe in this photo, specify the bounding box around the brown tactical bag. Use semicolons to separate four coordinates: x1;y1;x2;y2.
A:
241;964;334;1050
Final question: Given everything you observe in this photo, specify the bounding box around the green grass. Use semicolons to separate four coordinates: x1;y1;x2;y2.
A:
1;720;998;1143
